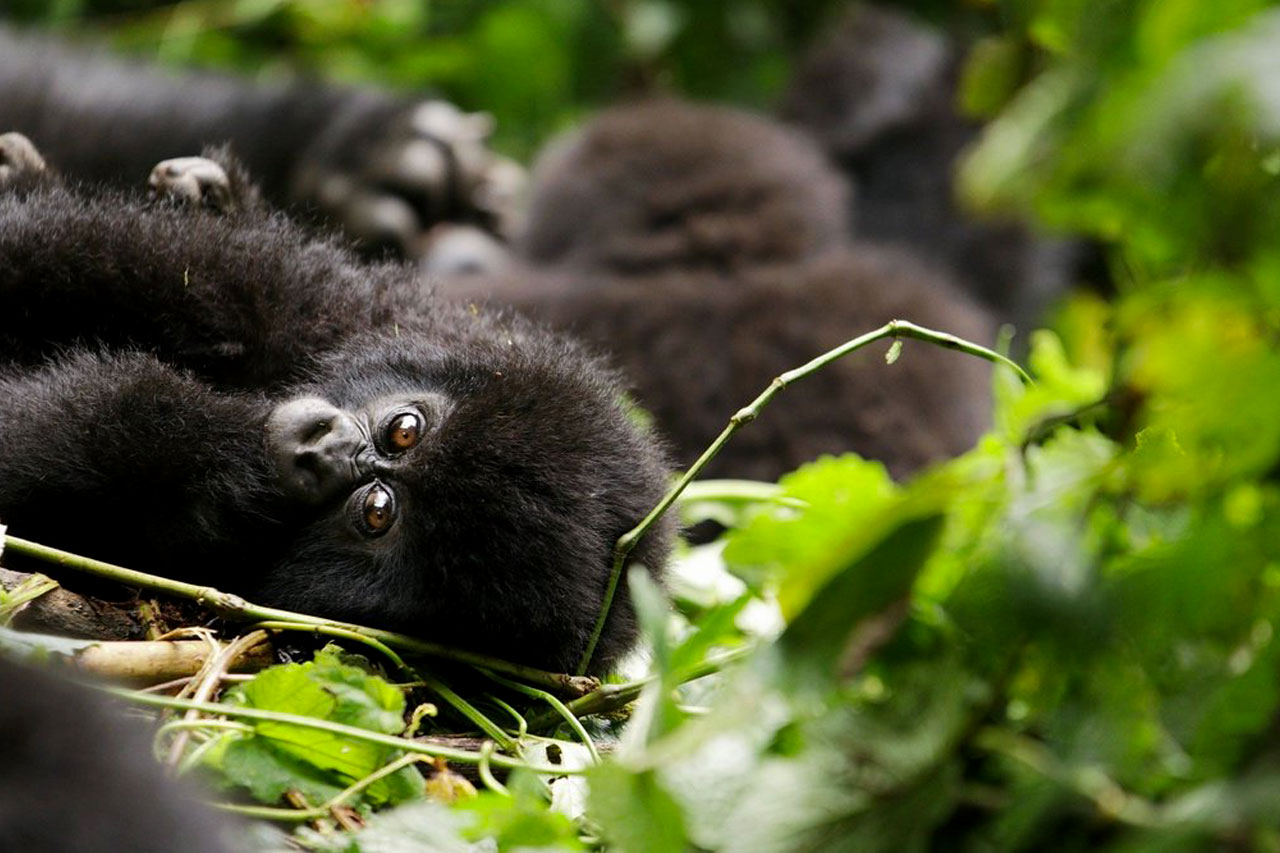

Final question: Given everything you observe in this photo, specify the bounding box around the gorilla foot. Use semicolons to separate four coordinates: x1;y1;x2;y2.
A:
0;132;47;184
149;156;236;212
291;100;527;257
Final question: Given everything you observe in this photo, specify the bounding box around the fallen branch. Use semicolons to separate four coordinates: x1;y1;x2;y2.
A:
1;567;142;639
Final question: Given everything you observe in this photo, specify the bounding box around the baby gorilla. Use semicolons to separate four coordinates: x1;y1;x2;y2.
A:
0;138;671;675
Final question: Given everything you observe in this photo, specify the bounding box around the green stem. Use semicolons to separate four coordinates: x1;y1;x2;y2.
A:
213;753;428;822
537;645;752;729
4;535;597;696
251;621;414;678
420;672;518;753
477;740;510;796
103;686;578;774
575;320;1030;675
483;670;600;763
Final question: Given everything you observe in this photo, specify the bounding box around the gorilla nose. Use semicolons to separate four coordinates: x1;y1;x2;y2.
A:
267;397;366;504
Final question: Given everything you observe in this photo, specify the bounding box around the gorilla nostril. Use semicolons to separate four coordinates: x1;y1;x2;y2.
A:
294;449;322;473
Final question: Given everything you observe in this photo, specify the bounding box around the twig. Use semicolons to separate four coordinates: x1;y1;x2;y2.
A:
482;670;600;763
8;635;272;682
166;629;270;769
575;319;1031;675
250;620;415;679
533;645;752;730
3;535;597;696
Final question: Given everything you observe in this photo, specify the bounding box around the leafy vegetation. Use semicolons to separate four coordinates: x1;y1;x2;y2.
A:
9;0;1280;849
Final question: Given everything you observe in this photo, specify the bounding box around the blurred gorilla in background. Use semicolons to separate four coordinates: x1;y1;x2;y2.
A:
0;657;236;853
778;2;1082;331
444;99;997;483
519;98;850;275
0;24;523;258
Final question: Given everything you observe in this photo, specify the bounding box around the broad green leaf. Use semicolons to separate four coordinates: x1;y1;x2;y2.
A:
588;764;688;853
205;646;420;806
459;772;585;851
723;454;899;608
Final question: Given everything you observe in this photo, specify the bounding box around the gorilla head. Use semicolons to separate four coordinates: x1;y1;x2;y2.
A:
254;320;672;672
519;98;851;276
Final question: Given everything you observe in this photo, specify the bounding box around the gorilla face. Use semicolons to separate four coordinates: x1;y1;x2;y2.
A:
267;393;453;519
253;327;672;672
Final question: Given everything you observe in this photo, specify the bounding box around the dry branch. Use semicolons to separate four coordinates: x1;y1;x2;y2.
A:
74;636;274;683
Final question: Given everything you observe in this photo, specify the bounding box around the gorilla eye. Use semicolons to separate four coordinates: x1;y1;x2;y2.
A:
384;412;424;452
359;483;397;536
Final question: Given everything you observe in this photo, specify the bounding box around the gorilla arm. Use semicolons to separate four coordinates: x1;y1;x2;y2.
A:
0;352;279;578
0;177;414;389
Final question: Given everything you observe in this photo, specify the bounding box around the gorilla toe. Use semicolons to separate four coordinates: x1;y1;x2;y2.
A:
0;132;47;184
149;156;235;212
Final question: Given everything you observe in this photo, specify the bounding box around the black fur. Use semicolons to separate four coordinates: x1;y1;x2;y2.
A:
0;25;522;255
447;100;995;482
778;3;1077;328
0;658;235;853
449;249;993;482
0;150;671;675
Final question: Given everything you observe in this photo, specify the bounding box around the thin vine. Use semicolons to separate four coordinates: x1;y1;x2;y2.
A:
576;319;1031;674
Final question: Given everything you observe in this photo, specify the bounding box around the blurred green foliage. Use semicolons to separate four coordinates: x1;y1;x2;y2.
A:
16;0;1280;849
581;1;1280;849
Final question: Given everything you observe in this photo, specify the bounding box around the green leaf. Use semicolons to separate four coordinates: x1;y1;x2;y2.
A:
217;737;346;805
960;36;1026;119
203;645;420;807
459;772;584;851
775;510;945;692
588;764;688;853
723;454;899;607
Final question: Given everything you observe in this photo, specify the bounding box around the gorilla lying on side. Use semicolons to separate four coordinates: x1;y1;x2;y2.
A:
447;100;996;483
0;24;523;258
0;134;671;675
